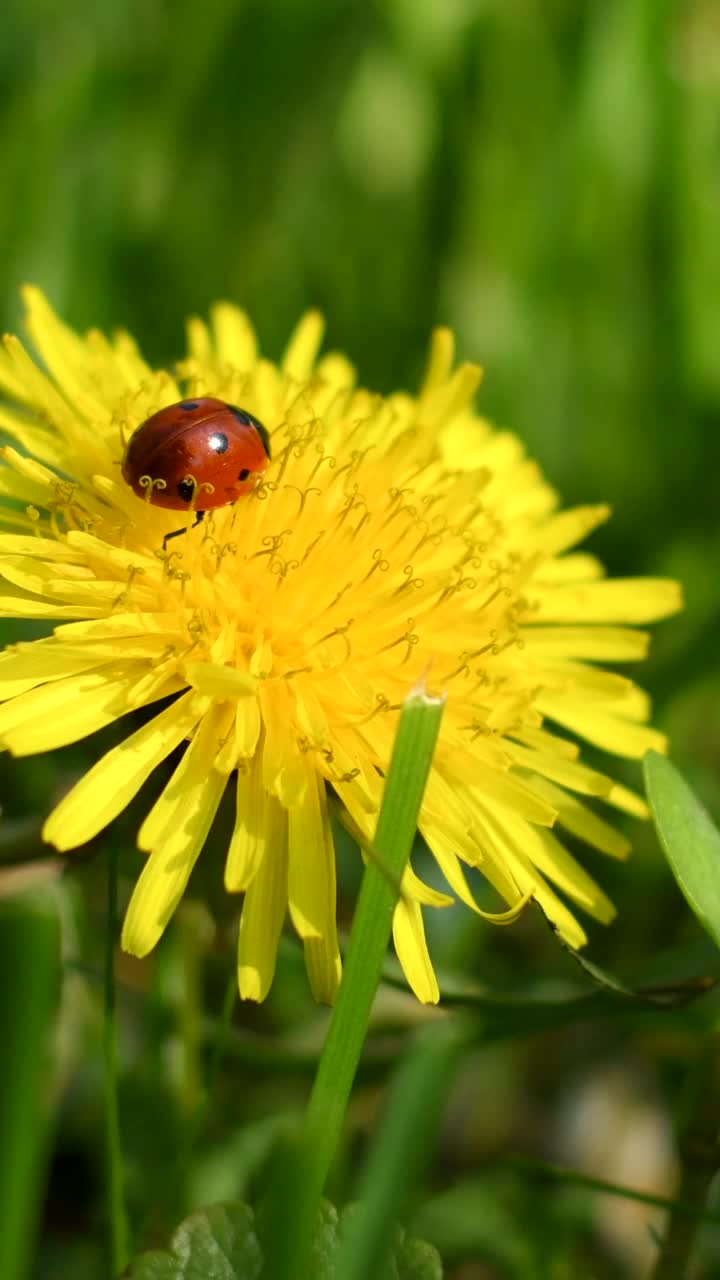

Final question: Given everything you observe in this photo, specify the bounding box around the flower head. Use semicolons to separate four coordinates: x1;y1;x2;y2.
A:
0;289;681;1002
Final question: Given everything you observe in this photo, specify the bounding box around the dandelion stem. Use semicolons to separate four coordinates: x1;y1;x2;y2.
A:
264;679;445;1280
336;1022;463;1280
104;843;130;1276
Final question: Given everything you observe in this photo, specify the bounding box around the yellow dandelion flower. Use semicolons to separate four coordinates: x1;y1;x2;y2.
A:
0;288;681;1004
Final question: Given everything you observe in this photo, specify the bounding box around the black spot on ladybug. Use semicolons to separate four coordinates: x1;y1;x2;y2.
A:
228;404;271;460
253;421;271;460
238;468;251;481
208;431;229;454
228;405;252;426
177;478;195;502
179;400;200;411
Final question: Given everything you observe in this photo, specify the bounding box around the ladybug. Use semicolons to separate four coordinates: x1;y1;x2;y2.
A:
122;398;271;540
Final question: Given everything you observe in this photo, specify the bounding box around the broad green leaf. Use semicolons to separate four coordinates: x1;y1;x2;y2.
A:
127;1204;262;1280
126;1254;177;1280
126;1200;442;1280
394;1235;444;1280
307;1200;340;1279
644;751;720;949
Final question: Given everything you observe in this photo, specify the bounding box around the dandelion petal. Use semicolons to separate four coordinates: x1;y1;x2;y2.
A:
237;799;288;1002
44;691;205;850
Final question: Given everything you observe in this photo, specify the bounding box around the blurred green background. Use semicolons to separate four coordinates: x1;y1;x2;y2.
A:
1;1;720;1277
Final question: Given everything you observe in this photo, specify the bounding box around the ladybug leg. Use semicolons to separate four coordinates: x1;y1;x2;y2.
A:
162;510;206;551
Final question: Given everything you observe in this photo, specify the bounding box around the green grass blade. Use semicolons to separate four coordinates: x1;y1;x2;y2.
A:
337;1022;463;1280
104;843;131;1275
304;678;446;1183
263;678;445;1280
0;890;59;1280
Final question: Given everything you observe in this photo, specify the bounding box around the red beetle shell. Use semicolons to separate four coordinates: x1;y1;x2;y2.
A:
122;397;271;512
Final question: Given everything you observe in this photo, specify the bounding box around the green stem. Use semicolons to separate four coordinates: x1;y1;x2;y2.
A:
508;1154;720;1227
104;844;130;1276
337;1023;463;1280
303;683;445;1192
263;681;445;1280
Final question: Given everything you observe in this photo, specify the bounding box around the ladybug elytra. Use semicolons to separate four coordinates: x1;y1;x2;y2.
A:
122;397;271;515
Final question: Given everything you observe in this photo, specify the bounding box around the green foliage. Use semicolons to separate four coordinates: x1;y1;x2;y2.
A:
0;892;59;1280
645;751;720;950
126;1201;442;1280
127;1204;261;1280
